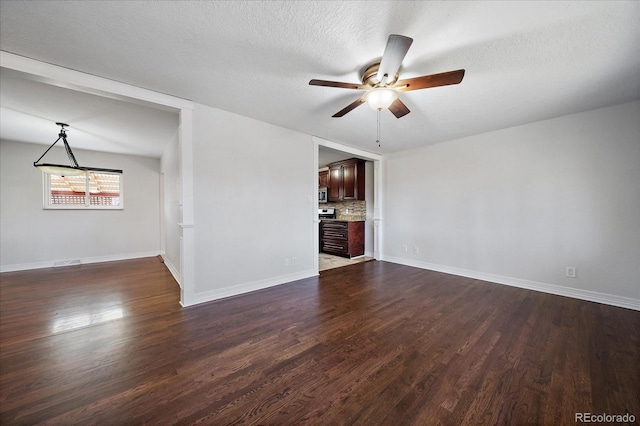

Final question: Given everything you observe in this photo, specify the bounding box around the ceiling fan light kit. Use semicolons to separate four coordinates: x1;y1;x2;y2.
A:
309;34;465;119
34;123;123;176
365;88;399;111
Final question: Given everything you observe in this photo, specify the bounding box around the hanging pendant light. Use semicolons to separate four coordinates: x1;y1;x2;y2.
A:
34;123;122;176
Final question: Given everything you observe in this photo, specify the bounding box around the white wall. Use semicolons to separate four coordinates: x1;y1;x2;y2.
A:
0;140;162;271
160;130;181;282
190;104;316;303
383;101;640;309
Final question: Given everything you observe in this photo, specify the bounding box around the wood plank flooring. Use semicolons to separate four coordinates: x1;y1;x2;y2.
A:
1;257;638;425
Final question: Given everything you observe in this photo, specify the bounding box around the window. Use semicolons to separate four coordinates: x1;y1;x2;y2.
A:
44;171;123;209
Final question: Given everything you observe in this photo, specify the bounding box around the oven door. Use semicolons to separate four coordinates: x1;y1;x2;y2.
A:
319;187;328;203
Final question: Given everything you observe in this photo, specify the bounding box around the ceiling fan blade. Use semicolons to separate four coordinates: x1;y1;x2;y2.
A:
395;69;465;92
377;34;413;84
388;98;411;118
332;97;366;117
309;79;367;90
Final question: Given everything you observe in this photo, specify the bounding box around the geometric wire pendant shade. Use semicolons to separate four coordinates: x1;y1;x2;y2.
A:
33;122;123;176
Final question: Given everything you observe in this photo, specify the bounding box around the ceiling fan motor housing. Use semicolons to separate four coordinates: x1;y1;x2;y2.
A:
362;63;399;87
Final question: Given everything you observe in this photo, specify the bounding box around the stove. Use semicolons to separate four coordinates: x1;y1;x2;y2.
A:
318;208;336;220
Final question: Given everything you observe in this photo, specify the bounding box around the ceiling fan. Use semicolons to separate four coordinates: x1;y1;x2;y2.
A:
309;34;465;119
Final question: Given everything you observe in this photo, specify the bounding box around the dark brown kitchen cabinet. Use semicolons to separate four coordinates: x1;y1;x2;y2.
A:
319;170;329;188
327;158;365;202
320;220;364;258
328;167;341;201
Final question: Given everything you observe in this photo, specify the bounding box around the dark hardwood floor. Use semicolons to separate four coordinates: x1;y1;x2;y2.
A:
0;258;638;425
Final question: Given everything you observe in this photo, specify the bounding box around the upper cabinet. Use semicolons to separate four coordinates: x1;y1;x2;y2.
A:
319;169;329;188
327;158;365;202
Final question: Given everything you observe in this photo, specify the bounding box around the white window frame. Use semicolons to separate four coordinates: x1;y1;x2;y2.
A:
43;171;124;210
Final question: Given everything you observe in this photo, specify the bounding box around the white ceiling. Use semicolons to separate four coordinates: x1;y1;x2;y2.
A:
0;68;179;157
1;1;639;157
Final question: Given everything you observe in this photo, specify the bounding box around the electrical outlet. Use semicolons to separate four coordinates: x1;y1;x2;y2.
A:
403;245;408;253
413;246;419;254
566;266;576;278
292;257;297;265
284;258;290;266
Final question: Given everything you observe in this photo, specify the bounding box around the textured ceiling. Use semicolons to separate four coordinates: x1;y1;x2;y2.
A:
1;0;639;156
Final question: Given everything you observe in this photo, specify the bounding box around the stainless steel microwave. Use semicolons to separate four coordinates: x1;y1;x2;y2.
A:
319;187;328;203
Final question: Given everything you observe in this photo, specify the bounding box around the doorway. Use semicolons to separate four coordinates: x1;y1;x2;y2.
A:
314;137;382;274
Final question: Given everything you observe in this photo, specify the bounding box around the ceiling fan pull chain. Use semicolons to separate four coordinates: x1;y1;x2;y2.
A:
376;110;381;147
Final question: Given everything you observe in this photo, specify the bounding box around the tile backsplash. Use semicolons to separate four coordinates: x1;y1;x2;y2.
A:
322;200;366;220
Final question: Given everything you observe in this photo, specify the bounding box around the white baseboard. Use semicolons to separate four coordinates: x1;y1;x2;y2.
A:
0;260;53;273
161;256;182;287
181;269;318;307
0;251;162;273
382;255;640;311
